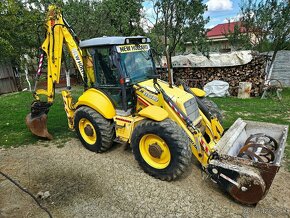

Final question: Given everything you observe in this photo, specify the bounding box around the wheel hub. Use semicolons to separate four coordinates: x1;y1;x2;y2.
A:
84;125;94;136
149;143;163;158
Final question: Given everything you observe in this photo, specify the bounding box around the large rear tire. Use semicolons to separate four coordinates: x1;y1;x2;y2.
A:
131;119;192;181
74;106;114;152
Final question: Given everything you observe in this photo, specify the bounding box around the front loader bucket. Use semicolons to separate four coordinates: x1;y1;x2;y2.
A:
208;118;288;204
25;101;53;140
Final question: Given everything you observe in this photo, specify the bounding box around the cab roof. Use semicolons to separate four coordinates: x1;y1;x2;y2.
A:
79;36;151;48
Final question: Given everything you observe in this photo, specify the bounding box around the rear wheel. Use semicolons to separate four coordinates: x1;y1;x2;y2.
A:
74;106;114;152
131;119;192;181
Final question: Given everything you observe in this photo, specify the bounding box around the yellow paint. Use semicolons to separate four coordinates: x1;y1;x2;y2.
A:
82;49;95;86
136;96;150;112
114;117;132;142
178;85;184;90
78;118;97;144
138;105;168;121
35;89;48;100
76;89;116;119
190;88;206;97
61;90;75;129
139;134;171;169
34;4;85;103
114;116;144;142
135;79;214;166
211;117;224;141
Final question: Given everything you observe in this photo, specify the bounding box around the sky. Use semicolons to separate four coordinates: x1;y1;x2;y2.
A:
204;0;242;28
143;0;244;30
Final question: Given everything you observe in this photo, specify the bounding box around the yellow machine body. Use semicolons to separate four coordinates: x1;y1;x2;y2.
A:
26;4;287;205
71;78;222;166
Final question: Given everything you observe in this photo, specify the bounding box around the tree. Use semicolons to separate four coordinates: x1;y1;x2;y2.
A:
62;0;101;39
241;0;290;64
0;0;42;64
224;22;252;51
98;0;144;36
146;0;208;59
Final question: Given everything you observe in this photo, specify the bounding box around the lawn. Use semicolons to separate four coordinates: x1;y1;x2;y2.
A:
0;88;82;147
213;89;290;131
0;87;289;167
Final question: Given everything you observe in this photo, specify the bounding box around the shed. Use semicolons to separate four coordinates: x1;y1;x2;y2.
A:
270;50;290;87
0;63;20;94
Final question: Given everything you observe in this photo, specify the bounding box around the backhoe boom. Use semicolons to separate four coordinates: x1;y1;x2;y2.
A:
26;5;87;138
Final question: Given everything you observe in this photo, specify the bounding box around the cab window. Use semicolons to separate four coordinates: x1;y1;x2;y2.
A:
89;47;118;86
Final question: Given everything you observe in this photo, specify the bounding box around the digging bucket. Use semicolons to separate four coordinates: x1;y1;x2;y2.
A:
25;101;53;140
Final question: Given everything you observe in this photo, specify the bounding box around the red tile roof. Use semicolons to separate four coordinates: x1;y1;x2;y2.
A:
207;21;246;37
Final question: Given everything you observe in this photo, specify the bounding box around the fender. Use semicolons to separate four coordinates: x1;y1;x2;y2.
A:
190;88;206;97
138;105;168;122
76;88;116;119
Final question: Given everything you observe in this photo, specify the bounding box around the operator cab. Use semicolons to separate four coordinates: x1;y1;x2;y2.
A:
80;36;156;115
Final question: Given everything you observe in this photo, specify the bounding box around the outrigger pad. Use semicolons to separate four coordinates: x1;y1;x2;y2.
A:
26;113;53;140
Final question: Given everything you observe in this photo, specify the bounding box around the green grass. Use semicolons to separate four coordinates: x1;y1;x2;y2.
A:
0;88;82;148
0;87;289;168
212;88;290;141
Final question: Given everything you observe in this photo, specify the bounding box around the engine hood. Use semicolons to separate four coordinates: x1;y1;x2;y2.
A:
137;79;194;103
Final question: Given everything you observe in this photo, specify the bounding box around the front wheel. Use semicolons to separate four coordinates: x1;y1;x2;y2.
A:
74;106;114;152
131;119;192;181
200;97;223;123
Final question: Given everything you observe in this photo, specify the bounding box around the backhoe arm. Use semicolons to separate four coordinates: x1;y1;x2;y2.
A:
26;5;87;139
34;4;85;103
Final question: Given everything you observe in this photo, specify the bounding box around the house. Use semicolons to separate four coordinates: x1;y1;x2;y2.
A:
185;21;255;53
206;21;246;52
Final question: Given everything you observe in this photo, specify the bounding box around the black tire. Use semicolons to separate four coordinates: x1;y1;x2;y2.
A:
200;97;223;123
131;119;192;181
74;106;114;152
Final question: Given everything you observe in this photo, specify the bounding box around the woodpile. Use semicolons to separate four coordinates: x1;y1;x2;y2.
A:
158;54;268;97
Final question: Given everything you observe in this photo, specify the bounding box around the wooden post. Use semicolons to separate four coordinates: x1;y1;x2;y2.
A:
166;46;173;88
238;82;252;98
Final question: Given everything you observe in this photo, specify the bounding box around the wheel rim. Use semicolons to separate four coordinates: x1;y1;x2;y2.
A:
139;134;171;169
78;118;97;145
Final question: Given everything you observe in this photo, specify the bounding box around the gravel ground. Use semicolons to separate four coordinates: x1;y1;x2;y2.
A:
0;139;290;218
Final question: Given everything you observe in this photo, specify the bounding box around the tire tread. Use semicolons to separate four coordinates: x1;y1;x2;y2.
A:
132;119;192;181
74;106;114;152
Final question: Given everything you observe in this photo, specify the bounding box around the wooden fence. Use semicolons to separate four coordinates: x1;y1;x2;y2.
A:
0;63;20;94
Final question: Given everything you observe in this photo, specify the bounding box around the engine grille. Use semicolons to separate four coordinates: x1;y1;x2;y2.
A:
184;98;200;122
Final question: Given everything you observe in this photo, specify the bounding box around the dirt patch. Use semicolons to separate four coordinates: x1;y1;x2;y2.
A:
1;139;290;217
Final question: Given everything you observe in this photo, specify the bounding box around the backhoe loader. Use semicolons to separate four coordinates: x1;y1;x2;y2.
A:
26;5;288;205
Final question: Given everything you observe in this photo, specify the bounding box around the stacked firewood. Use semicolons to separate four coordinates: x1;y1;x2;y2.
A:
158;54;268;96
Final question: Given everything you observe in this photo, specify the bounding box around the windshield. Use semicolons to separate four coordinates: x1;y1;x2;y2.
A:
117;44;155;83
